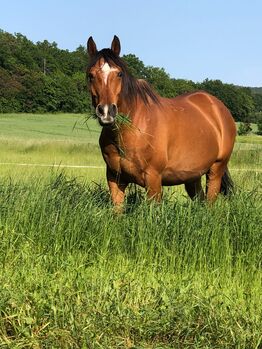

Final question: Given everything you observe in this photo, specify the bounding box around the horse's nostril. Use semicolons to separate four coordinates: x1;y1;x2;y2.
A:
109;104;118;117
97;104;104;115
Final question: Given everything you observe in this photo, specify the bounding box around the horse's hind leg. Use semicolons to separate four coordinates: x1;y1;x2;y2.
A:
185;178;205;201
206;161;227;203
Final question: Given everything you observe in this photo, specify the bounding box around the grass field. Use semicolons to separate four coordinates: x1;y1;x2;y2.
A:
0;113;261;348
0;113;105;182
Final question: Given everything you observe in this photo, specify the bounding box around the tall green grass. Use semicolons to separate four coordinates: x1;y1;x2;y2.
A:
0;113;261;347
0;172;261;348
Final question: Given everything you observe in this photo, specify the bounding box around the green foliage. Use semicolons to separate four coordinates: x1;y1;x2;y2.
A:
123;54;147;78
238;122;252;135
172;78;197;95
143;66;176;97
0;30;89;113
256;114;262;135
0;29;261;123
251;86;262;95
123;54;197;97
253;93;262;112
199;79;255;122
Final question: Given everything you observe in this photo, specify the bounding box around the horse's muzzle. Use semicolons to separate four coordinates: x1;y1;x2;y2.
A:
96;103;118;126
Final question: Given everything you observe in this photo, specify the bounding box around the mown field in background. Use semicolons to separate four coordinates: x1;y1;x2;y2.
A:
0;113;105;182
0;113;261;348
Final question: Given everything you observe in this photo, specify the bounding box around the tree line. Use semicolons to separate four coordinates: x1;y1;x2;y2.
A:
0;29;262;126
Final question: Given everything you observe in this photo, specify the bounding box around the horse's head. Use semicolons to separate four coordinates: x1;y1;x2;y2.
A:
87;35;123;126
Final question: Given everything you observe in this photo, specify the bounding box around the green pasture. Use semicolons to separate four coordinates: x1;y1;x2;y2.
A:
0;113;105;182
0;113;261;348
0;113;261;182
0;113;100;143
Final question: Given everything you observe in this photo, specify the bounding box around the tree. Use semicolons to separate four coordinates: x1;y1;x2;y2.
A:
199;79;255;122
172;79;197;96
0;29;261;117
0;67;23;112
256;114;262;135
123;54;147;78
238;122;252;135
18;71;45;112
253;93;262;112
144;66;176;97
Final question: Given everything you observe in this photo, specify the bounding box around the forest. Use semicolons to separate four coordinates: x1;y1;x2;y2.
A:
0;29;262;124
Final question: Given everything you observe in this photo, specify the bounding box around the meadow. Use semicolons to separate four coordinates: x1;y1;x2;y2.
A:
0;113;261;348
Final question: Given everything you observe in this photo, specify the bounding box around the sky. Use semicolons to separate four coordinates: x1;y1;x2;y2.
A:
1;0;261;86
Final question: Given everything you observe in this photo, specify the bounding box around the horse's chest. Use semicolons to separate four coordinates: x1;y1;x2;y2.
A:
102;147;145;186
103;152;121;172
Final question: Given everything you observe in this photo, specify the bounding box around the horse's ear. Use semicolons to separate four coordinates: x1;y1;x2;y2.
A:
87;36;97;57
111;35;121;56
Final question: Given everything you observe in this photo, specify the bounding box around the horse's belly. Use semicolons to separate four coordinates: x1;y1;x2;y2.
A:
161;168;208;185
161;157;214;185
163;135;219;185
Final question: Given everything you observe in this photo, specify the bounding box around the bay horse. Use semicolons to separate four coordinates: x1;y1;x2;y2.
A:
87;35;236;209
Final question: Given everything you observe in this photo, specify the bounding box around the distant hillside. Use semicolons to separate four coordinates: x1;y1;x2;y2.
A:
0;29;261;122
251;87;262;95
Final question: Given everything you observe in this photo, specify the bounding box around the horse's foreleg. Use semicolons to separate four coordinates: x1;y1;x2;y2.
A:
185;178;205;201
145;171;162;202
107;168;127;212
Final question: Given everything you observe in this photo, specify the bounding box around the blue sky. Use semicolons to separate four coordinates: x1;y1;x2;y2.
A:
1;0;261;86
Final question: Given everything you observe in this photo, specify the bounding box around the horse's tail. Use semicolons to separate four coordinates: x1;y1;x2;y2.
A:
220;167;234;196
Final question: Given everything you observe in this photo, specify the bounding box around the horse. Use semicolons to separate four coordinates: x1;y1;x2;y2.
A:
86;35;236;210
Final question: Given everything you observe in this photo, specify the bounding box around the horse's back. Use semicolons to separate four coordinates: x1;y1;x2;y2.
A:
165;91;236;157
170;91;235;132
155;91;236;181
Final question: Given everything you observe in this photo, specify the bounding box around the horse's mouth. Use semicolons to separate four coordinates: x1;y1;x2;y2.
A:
98;115;115;126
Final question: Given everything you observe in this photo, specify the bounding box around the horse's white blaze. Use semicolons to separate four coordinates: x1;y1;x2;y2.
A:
101;62;117;85
103;104;109;116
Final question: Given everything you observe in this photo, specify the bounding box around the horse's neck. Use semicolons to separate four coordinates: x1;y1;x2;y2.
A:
118;98;149;127
118;100;133;118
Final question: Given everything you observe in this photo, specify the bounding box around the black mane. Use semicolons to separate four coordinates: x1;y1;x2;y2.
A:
88;49;160;108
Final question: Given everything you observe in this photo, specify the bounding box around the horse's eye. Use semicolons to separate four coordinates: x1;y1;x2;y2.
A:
117;71;123;78
88;73;94;82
